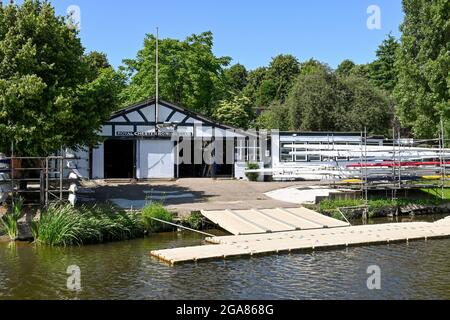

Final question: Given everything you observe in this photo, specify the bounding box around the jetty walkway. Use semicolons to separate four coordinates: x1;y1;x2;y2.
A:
151;214;450;265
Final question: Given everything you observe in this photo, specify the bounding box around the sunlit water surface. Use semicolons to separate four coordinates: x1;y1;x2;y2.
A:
1;215;449;300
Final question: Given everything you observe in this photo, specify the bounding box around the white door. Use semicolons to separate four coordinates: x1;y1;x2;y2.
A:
139;140;174;179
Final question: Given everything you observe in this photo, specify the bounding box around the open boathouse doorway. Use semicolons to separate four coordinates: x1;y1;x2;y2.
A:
104;139;136;179
176;138;234;178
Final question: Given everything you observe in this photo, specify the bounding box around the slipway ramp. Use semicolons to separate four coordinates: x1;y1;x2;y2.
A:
200;207;350;236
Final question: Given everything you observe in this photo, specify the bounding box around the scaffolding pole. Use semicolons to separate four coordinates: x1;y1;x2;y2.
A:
364;127;368;204
441;118;446;200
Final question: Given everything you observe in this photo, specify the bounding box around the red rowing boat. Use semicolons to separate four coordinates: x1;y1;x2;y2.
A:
347;161;450;168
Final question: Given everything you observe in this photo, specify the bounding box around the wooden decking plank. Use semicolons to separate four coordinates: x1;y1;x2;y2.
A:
151;219;450;265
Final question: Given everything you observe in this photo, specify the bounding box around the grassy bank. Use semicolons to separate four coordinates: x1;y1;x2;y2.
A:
307;195;449;221
31;202;177;247
420;187;450;200
2;199;208;247
33;204;145;246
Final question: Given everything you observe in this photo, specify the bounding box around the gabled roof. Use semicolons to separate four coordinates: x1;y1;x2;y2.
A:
109;98;243;132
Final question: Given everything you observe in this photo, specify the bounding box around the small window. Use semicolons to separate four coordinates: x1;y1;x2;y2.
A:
280;142;294;162
295;154;307;162
308;155;321;162
295;148;307;162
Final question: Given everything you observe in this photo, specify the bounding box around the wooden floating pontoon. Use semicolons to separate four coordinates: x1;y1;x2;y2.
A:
151;217;450;266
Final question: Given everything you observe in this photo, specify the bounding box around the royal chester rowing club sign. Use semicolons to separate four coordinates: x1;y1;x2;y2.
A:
116;131;192;138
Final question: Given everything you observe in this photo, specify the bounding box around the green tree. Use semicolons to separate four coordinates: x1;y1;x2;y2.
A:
301;59;331;76
243;67;267;104
84;51;111;80
261;54;300;104
394;0;450;138
369;34;399;93
256;80;278;107
349;64;371;79
0;0;119;156
121;31;231;116
84;51;126;105
286;66;343;131
336;59;356;77
224;63;248;93
342;76;394;135
255;104;290;131
283;65;393;134
213;96;253;129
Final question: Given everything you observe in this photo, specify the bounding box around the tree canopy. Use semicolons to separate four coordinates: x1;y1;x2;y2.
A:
336;60;356;77
1;0;447;149
281;65;393;134
120;31;231;116
0;0;121;156
369;34;399;93
213;96;254;129
224;64;248;94
394;0;450;138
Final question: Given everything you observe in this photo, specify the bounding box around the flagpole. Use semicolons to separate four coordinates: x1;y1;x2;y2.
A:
155;27;159;127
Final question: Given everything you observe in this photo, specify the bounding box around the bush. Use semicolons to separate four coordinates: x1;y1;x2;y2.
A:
141;203;173;233
1;199;23;240
245;163;260;182
182;212;203;230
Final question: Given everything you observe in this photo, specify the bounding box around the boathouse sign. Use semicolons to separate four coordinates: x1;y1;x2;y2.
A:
116;130;192;138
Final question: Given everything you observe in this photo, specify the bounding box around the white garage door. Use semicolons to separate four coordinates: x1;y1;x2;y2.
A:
139;140;174;179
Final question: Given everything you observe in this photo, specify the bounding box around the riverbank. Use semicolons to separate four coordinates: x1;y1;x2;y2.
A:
304;189;450;221
0;201;209;247
307;200;450;221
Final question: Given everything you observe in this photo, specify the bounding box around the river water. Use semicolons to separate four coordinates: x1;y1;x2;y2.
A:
1;215;449;300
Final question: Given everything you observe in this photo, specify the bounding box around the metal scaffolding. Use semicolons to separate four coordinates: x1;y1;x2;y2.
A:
354;129;449;202
1;147;88;207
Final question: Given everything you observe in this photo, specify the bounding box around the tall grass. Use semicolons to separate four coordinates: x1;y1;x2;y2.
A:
34;204;144;246
141;203;173;233
78;205;143;243
32;202;178;246
1;199;23;240
35;205;85;246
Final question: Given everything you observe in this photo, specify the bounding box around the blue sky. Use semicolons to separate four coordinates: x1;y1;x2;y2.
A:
29;0;404;70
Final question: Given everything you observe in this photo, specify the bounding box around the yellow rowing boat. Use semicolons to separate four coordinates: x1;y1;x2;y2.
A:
342;179;364;184
421;175;450;180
